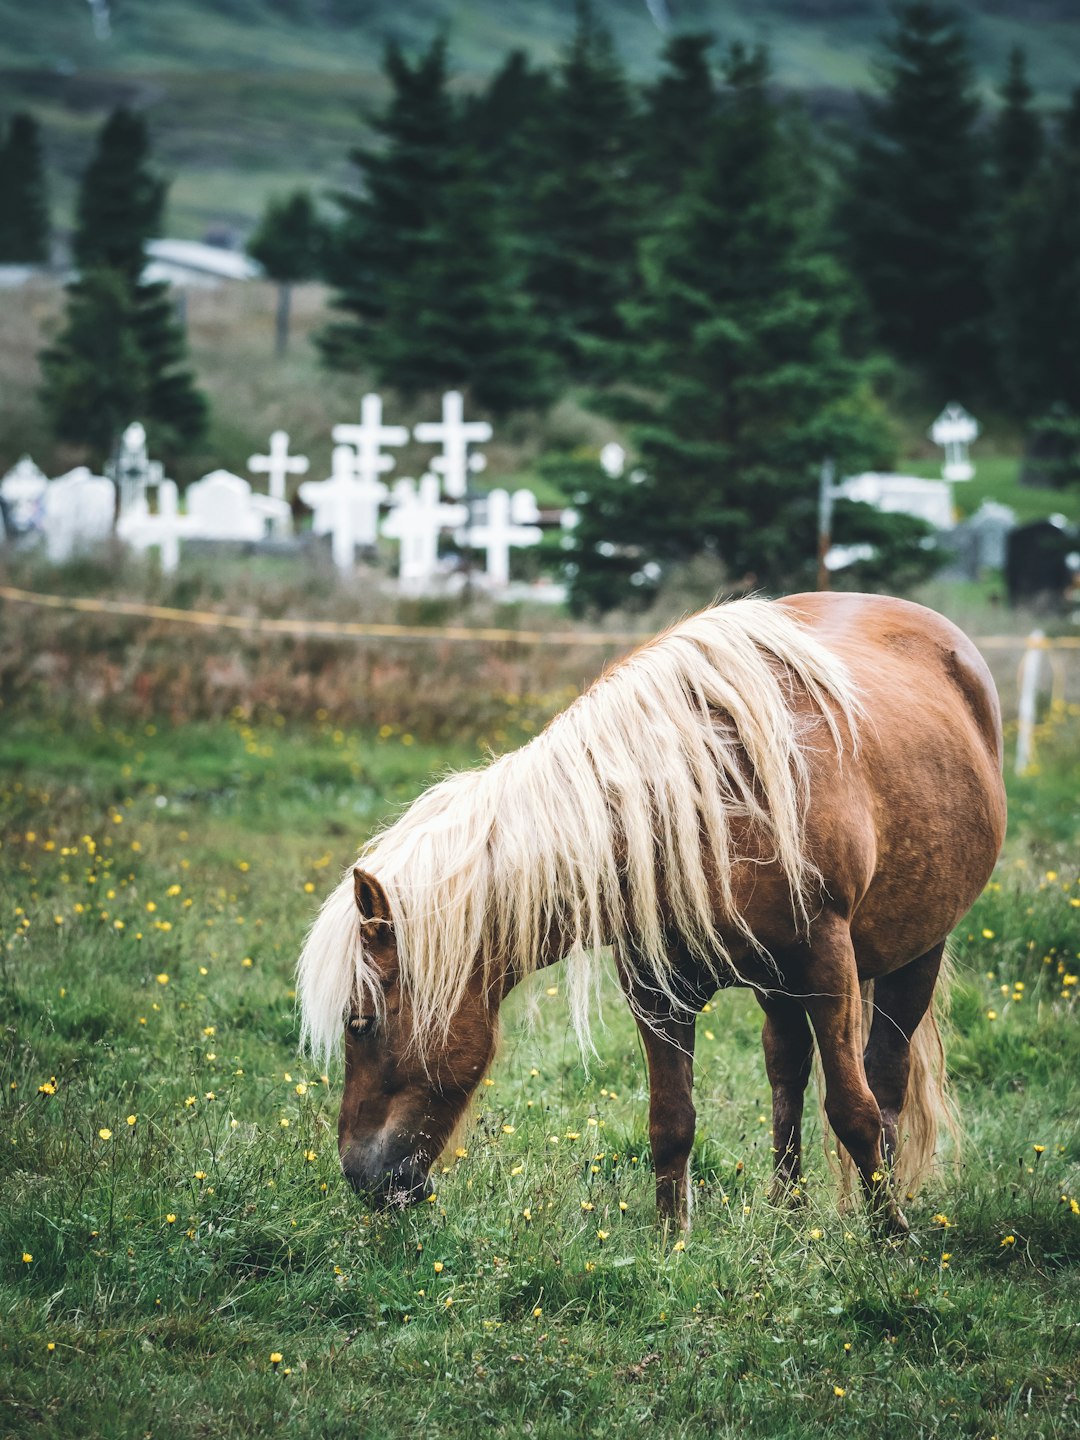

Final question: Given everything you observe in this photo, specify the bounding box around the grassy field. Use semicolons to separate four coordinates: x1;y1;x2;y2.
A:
1;690;1079;1439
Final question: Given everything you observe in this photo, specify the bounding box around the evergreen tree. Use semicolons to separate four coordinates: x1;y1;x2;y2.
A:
320;37;457;368
994;46;1043;197
73;107;166;281
40;269;149;457
370;155;555;416
41;106;206;463
323;38;551;413
996;90;1080;484
565;44;893;613
248;189;325;355
518;1;641;374
843;3;992;395
641;33;717;203
460;49;554;191
0;112;50;263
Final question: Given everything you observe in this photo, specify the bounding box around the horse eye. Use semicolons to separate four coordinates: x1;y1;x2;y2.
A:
347;1015;375;1037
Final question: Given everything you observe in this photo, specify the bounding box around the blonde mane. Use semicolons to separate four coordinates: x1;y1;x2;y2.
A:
297;598;860;1064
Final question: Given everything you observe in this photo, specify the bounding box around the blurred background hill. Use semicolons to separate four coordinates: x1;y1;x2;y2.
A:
5;0;1080;236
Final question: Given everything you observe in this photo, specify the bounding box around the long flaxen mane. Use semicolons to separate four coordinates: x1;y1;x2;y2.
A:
297;599;861;1064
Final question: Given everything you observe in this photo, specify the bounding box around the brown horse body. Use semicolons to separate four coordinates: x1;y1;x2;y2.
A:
299;593;1006;1232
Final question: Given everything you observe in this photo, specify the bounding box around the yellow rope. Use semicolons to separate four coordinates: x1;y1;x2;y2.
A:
1;582;1077;650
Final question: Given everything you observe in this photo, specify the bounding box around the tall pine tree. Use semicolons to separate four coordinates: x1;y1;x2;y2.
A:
320;38;457;369
40;106;206;464
566;45;893;612
640;33;717;204
518;1;641;375
0;113;50;263
993;46;1043;198
322;39;551;414
996;88;1080;485
843;3;992;396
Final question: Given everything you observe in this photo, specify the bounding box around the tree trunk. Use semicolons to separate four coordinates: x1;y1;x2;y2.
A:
275;282;292;358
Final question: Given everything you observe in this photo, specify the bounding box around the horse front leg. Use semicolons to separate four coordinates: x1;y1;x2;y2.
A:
756;992;814;1206
619;959;701;1230
803;919;908;1237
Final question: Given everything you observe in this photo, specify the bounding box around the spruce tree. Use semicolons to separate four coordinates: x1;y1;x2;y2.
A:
460;49;554;191
566;44;892;612
0;113;50;264
843;2;992;396
996;90;1080;484
320;38;457;368
40;269;149;458
519;1;641;374
994;46;1043;198
641;33;717;203
370;155;555;416
41;106;206;464
248;189;325;355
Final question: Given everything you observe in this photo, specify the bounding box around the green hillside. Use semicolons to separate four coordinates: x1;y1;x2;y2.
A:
4;1;1080;238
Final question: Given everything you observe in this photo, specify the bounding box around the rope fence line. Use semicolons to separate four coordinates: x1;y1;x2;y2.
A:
1;582;1079;652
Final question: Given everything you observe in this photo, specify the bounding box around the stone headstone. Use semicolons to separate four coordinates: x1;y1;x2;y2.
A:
414;391;492;499
42;468;116;562
838;473;955;531
1005;517;1076;608
186;470;288;542
1;456;48;536
382;474;468;593
944;500;1016;579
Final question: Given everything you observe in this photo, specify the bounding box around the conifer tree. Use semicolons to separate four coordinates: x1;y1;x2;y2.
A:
996;88;1080;484
566;44;893;612
519;1;641;374
0;112;50;263
41;106;206;464
843;2;992;396
994;46;1043;198
320;38;457;368
641;33;716;203
460;49;554;190
248;189;325;355
322;39;551;413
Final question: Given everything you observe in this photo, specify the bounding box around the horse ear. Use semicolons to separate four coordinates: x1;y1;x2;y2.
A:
353;867;392;926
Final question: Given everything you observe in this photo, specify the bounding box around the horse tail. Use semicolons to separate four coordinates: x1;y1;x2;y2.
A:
824;949;960;1197
893;947;961;1195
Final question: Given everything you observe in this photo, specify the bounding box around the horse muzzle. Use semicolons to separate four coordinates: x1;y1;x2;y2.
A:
340;1145;432;1208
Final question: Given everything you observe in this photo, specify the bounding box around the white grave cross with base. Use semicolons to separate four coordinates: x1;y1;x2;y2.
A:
930;403;979;482
298;445;389;570
382;474;468;592
117;478;193;574
413;391;492;499
459;488;542;588
247;430;308;534
332;394;409;490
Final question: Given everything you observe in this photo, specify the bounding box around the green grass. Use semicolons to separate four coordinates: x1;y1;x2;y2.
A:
900;452;1080;527
2;704;1079;1438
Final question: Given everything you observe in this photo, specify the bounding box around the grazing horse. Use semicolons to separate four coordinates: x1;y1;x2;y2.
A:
297;593;1006;1232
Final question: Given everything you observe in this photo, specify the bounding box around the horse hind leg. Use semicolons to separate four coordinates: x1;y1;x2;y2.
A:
862;942;947;1191
802;917;908;1237
756;993;814;1206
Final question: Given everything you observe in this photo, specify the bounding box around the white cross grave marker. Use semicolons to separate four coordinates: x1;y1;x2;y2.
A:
117;478;194;575
298;445;389;570
247;430;308;535
113;422;150;516
382;474;468;593
413;391;492;499
930;403;979;482
332;393;409;490
458;487;542;588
